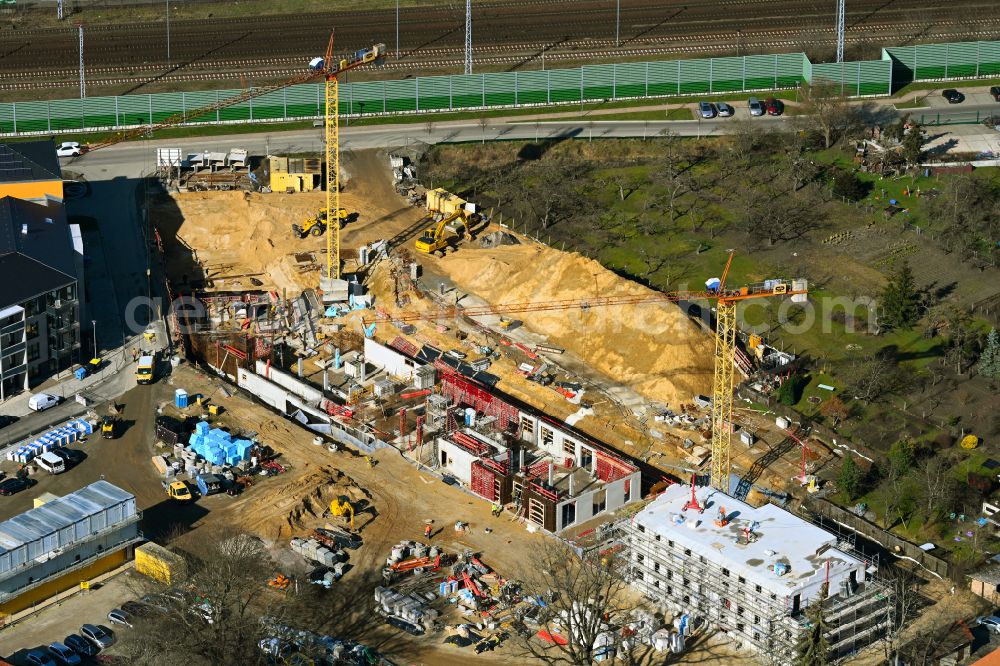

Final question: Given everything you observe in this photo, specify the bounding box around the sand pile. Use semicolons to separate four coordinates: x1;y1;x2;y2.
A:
429;243;714;406
235;464;372;540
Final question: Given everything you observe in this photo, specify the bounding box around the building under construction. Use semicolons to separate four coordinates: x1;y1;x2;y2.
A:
427;371;641;533
624;482;891;664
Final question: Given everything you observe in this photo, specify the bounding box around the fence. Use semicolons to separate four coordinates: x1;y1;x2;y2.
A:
884;40;1000;88
1;38;999;137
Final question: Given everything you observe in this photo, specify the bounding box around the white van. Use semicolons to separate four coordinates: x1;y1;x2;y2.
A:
36;451;66;474
28;393;60;412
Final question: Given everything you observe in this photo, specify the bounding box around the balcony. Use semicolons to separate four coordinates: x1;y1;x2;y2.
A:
0;320;25;337
45;298;75;315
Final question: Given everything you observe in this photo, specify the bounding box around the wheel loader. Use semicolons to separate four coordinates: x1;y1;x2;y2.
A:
292;207;349;239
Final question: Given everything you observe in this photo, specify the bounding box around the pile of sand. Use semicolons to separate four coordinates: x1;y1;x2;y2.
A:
429;243;714;406
235;464;372;540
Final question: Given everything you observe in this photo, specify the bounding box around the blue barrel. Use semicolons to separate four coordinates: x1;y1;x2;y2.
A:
175;389;189;408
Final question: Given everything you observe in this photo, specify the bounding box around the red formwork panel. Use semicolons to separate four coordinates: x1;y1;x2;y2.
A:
595;451;637;483
470;461;497;502
441;374;519;431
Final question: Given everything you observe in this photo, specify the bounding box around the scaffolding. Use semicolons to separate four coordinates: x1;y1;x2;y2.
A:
622;518;893;665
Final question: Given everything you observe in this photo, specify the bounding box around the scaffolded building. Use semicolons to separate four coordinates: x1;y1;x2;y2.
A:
624;482;891;664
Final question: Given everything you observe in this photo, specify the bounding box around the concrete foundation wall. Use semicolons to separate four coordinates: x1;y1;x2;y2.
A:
254;360;322;404
364;338;421;380
437;438;479;485
237;368;289;412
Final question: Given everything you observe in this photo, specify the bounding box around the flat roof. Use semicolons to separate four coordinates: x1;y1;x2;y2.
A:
633;483;862;598
0;481;135;556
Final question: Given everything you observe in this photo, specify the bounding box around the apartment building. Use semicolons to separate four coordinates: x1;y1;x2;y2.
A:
0;195;83;399
624;482;891;664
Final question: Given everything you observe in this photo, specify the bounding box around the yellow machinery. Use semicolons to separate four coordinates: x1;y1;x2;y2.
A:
292;207;349;239
100;415;118;439
328;496;355;530
369;251;807;492
314;35;386;283
167;481;193;502
415;210;468;255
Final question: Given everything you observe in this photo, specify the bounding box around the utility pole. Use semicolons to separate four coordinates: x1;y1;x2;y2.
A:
395;0;400;59
464;0;472;75
166;0;171;66
57;0;63;20
615;0;620;47
91;320;97;359
78;25;86;99
835;0;845;63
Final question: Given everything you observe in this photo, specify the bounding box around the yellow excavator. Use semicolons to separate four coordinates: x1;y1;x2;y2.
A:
292;207;349;239
327;496;355;530
414;209;468;255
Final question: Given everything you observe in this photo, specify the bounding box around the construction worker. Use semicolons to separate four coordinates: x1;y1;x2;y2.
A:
424;523;433;540
366;455;376;468
491;502;502;517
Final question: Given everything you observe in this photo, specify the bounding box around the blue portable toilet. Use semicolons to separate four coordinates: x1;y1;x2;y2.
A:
74;367;87;380
175;389;189;408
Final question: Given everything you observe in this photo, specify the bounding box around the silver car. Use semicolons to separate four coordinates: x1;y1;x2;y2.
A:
80;623;115;650
698;101;717;119
717;102;734;117
748;97;764;117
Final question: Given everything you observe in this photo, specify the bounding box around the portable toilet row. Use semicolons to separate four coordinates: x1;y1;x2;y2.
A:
6;418;94;464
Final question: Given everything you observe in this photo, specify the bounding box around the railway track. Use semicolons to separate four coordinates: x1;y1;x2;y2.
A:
0;0;996;92
0;24;991;94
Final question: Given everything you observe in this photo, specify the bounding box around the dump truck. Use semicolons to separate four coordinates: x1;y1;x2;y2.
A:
414;209;468;255
136;353;155;384
166;480;193;502
292;207;349;238
195;474;223;497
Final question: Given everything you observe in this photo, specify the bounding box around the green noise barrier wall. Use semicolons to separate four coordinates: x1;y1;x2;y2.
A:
0;38;997;137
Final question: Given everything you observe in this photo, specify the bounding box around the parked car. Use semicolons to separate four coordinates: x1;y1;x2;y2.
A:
942;88;965;103
107;608;133;628
55;141;84;158
63;634;98;657
0;477;31;496
716;102;734;117
977;615;1000;633
47;642;82;666
990;86;1000;101
765;97;784;115
36;450;67;475
81;623;115;650
28;392;60;412
0;414;17;429
121;600;159;617
50;448;84;467
25;650;56;666
748;96;764;116
698;101;716;118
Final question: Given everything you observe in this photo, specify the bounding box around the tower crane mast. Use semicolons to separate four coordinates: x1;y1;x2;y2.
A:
370;252;807;492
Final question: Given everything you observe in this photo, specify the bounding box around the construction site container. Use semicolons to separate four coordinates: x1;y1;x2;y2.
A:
135;542;187;584
426;188;467;215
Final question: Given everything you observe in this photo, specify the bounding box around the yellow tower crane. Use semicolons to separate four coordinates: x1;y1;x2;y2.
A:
313;34;386;286
366;251;807;493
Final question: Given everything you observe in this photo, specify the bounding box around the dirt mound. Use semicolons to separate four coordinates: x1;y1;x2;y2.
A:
235;465;370;540
434;242;714;406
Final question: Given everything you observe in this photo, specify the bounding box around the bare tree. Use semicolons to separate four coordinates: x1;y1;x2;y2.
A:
841;352;899;402
797;79;863;149
478;116;489;144
508;541;643;665
917;455;955;521
117;531;283;666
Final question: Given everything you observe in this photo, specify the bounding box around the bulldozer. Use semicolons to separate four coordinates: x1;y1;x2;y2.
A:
327;496;355;530
414;209;469;255
292;207;349;239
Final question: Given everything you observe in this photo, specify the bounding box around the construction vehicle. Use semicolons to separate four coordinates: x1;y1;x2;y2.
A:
166;481;193;502
414;210;468;255
135;353;155;384
292;207;349;239
195;474;223;496
369;251;807;491
100;415;119;439
327;496;355;530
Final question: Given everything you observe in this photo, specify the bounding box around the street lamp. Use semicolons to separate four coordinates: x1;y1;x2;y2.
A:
91;320;97;360
166;0;171;66
615;0;620;47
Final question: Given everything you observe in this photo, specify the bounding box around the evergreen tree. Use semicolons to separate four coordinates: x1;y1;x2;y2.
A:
902;121;925;165
880;261;919;331
838;454;860;500
796;583;830;666
979;328;1000;381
